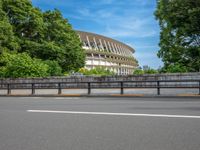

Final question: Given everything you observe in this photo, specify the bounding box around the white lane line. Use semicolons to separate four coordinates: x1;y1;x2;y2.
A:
27;110;200;119
54;97;80;100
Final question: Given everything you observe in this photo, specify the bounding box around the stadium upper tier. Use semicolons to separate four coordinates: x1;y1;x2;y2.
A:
76;30;138;75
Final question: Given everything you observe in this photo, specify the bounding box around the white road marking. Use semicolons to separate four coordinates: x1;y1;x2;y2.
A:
27;110;200;119
54;97;81;100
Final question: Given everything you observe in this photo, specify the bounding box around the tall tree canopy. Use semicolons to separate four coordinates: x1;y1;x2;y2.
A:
0;0;18;52
155;0;200;72
0;0;85;78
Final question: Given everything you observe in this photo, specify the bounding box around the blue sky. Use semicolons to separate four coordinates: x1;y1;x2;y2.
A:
32;0;163;69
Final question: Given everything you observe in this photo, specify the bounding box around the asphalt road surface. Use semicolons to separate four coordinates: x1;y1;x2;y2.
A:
0;97;200;150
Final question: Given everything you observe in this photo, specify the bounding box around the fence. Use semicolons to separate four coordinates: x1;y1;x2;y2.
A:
0;79;200;95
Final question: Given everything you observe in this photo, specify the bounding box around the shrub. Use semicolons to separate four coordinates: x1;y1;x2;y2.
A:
161;63;188;73
79;67;115;76
0;52;49;78
44;60;62;76
133;69;144;75
144;69;158;74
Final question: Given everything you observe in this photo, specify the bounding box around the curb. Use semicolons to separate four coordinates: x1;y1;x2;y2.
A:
0;94;200;99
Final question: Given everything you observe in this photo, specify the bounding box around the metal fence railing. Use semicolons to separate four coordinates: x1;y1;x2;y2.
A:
0;80;200;95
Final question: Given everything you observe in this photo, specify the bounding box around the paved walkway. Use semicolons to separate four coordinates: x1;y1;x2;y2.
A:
0;88;199;96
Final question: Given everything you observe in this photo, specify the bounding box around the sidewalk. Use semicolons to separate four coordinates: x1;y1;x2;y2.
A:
0;88;199;97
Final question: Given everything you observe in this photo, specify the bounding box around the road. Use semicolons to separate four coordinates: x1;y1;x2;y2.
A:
0;97;200;150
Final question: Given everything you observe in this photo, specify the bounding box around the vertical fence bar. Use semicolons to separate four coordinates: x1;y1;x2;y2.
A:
31;83;35;95
88;82;91;95
157;81;160;95
7;83;11;95
58;83;62;94
120;82;124;95
199;81;200;95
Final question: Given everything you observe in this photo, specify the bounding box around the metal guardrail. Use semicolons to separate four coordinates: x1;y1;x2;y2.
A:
0;80;200;95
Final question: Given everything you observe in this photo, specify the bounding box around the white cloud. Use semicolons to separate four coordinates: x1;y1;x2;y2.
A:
135;51;163;68
32;0;76;8
78;8;92;16
100;17;158;38
127;43;158;49
135;45;158;49
75;7;158;38
104;26;157;38
135;51;156;59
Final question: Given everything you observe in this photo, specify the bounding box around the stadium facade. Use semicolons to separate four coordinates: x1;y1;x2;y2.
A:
76;31;138;75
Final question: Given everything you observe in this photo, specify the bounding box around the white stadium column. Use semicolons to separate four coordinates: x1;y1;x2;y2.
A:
117;45;123;56
86;36;91;49
98;54;101;66
125;48;130;57
104;55;107;66
111;42;117;54
107;41;113;53
104;40;109;52
125;48;129;57
99;39;104;51
93;37;99;51
119;45;125;56
115;43;121;54
128;49;133;56
122;45;126;56
115;44;121;55
91;53;94;68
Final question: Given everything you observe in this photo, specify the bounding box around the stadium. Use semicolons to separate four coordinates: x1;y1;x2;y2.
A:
76;31;138;75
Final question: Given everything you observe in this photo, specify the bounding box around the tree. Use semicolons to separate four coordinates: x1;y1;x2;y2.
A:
145;69;158;74
161;63;188;73
0;0;19;53
0;52;49;78
155;0;200;72
79;67;115;76
133;69;144;75
1;0;85;73
133;67;158;75
42;10;85;71
44;60;62;76
1;0;44;41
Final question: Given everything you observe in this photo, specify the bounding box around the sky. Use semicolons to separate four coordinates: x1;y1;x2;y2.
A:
32;0;163;69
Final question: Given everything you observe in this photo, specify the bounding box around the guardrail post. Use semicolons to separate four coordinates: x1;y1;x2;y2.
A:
88;82;91;95
199;81;200;95
31;83;35;95
120;82;124;95
7;84;11;95
157;81;160;95
58;83;62;94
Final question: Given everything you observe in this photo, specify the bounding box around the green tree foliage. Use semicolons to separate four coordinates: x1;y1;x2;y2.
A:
44;60;62;76
79;67;115;76
0;0;85;76
145;69;158;74
155;0;200;72
160;63;188;73
0;0;18;52
1;0;44;40
133;69;144;75
41;10;85;71
133;69;158;75
0;52;49;78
